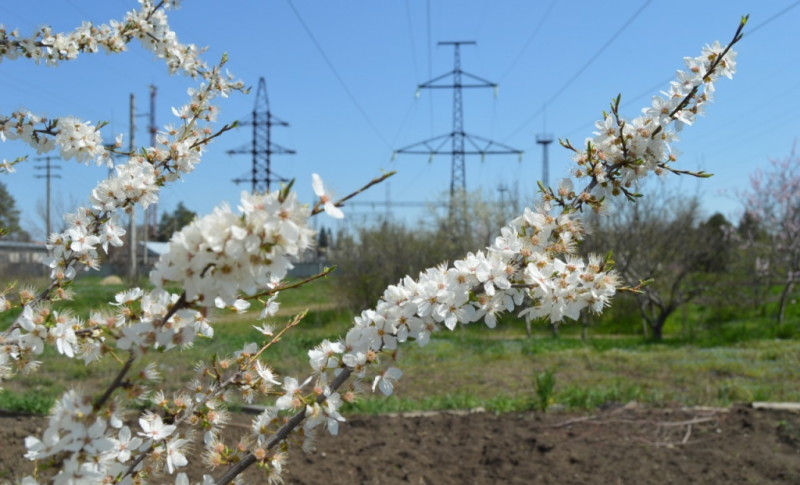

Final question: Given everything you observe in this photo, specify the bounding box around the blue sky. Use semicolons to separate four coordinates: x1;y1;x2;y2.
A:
2;0;799;239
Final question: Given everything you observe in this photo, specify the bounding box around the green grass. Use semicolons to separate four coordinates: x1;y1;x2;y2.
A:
2;274;800;416
0;388;61;415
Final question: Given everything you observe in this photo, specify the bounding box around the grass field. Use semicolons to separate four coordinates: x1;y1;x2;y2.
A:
1;273;799;415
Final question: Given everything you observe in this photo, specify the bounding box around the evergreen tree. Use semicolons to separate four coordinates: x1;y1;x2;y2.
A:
318;225;329;249
156;202;196;242
0;180;30;241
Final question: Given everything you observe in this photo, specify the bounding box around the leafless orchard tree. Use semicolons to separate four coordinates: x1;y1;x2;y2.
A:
583;188;729;340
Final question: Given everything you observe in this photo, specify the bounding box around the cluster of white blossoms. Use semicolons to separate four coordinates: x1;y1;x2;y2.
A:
298;205;617;404
22;391;197;485
0;0;245;396
566;40;738;205
0;0;209;169
0;0;204;75
0;110;117;167
43;71;242;281
150;189;315;307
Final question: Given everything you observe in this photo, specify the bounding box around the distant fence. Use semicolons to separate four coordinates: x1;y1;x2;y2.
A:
289;260;327;278
0;241;49;278
0;241;329;282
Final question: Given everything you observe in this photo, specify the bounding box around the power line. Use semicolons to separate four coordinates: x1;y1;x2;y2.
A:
560;2;800;142
426;0;434;137
404;0;420;83
390;97;418;148
562;76;671;139
498;0;558;82
503;0;654;141
747;0;800;35
285;0;391;149
395;41;523;230
474;0;491;40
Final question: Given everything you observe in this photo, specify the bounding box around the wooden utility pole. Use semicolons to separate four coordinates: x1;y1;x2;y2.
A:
143;85;157;268
34;156;61;238
128;93;137;280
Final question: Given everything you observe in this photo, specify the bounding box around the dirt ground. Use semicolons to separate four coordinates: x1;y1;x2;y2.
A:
2;405;800;485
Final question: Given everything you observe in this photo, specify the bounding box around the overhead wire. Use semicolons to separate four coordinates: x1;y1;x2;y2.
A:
474;0;490;40
284;0;391;149
503;0;654;142
404;0;420;83
498;0;558;83
561;77;671;139
560;1;800;142
747;0;800;35
391;0;424;155
426;0;434;137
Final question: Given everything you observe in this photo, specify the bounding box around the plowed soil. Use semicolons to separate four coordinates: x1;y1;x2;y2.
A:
2;405;799;485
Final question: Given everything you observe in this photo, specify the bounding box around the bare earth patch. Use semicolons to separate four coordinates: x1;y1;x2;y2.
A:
2;405;800;484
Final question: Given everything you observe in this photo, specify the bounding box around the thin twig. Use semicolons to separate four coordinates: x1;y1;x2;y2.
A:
244;266;336;301
681;424;692;444
543;416;597;428
311;171;396;215
654;416;717;427
251;311;307;362
650;17;747;141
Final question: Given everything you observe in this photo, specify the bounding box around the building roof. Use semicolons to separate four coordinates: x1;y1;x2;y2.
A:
143;241;170;256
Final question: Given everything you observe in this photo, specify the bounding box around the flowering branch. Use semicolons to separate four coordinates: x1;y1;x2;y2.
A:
0;6;747;485
214;368;353;485
311;170;397;216
0;0;208;76
92;353;135;412
244;266;337;301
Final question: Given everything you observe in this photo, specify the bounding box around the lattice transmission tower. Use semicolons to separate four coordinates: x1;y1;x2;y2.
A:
227;78;295;193
394;41;523;226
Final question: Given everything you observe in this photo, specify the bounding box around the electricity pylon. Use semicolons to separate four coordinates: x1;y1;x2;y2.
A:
394;41;523;229
227;78;295;193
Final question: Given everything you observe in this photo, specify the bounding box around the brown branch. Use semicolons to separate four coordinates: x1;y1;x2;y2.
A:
161;292;188;326
214;367;353;485
244;266;336;301
650;17;747;141
93;353;135;412
251;311;307;362
311;171;396;216
92;293;186;413
188;122;238;149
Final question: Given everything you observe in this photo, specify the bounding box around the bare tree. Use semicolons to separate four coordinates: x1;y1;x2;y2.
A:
584;189;728;340
23;190;80;241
